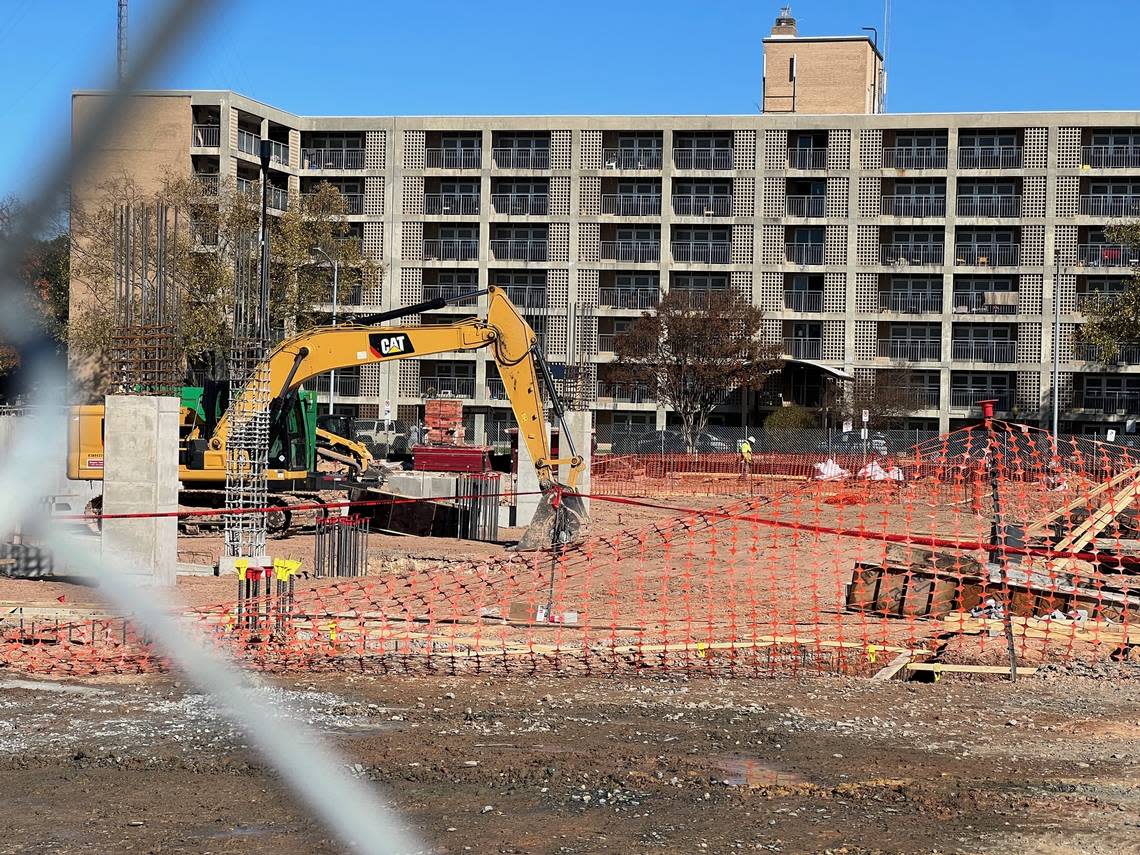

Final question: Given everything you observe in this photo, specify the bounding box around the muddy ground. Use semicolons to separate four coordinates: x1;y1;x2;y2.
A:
0;669;1137;854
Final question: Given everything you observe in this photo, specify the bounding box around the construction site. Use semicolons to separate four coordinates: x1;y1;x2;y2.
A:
2;2;1140;854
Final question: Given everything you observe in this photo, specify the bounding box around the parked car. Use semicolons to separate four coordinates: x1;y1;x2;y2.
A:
816;431;888;456
635;430;734;454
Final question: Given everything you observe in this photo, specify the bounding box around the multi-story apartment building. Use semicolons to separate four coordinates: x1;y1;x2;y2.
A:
70;10;1140;446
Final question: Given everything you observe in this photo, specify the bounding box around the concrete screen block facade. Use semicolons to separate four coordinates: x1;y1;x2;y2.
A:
68;5;1140;446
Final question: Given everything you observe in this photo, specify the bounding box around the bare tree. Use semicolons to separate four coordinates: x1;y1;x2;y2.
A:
614;289;779;451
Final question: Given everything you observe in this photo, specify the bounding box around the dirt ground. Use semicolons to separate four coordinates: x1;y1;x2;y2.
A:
0;669;1137;854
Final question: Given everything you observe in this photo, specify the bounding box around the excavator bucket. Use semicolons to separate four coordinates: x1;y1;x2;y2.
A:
514;485;590;551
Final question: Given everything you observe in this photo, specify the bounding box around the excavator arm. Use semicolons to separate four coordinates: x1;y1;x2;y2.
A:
208;286;587;548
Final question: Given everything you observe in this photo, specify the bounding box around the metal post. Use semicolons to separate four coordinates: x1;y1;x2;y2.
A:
1052;255;1061;444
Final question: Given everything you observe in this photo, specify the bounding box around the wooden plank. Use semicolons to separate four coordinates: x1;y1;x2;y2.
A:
871;650;913;682
906;662;1038;676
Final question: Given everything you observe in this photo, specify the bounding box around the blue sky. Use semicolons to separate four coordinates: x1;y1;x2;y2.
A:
1;0;1137;199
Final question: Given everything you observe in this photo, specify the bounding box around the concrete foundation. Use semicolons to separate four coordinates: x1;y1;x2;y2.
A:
561;411;592;515
515;420;551;527
100;395;179;586
386;471;458;500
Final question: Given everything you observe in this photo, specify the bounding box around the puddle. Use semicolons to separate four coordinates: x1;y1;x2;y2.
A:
717;756;811;788
0;679;111;696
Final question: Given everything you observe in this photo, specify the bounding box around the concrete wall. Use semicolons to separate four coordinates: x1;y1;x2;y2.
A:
100;395;179;586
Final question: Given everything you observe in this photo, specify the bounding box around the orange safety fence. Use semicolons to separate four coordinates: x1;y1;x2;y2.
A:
3;420;1138;678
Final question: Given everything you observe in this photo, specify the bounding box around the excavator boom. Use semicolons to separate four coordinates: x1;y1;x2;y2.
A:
69;287;587;548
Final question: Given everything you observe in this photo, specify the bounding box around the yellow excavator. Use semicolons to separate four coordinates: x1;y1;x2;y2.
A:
68;286;589;550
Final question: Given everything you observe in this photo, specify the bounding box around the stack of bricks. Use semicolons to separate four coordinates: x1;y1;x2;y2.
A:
424;399;464;445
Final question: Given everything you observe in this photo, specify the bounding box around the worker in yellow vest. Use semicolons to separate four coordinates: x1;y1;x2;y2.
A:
739;435;755;478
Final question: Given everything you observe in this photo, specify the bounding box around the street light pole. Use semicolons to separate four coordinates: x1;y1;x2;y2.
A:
313;246;339;415
1052;254;1061;443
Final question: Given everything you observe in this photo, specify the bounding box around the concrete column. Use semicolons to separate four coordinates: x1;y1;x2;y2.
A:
100;395;179;586
561;410;592;515
514;419;550;526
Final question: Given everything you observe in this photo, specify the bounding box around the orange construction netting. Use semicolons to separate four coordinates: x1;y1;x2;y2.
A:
3;420;1137;678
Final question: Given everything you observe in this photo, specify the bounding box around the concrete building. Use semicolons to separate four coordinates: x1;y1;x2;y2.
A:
71;9;1140;448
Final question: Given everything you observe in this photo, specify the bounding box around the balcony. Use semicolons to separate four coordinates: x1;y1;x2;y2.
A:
491;193;548;215
1079;195;1140;217
952;292;1019;314
882;147;947;169
599;287;659;309
501;286;546;309
881;196;947;217
878;339;941;361
958;147;1022;169
954;244;1019;266
879;291;942;313
783;290;823;312
673;195;732;217
957;196;1021;217
269;139;290;166
237;128;259;157
598;333;616;353
305;191;362;214
268;185;289;212
905;388;941;410
601;194;662;216
1077;244;1138;267
302;148;364;170
1079;391;1140;413
492;148;549;170
672;241;730;264
315;282;364;307
425;149;481;169
600;241;660;263
424;193;480;216
785;195;826;217
191;124;220;147
420;376;475;399
951;341;1017;362
193;174;220;196
1081;145;1140;169
490;239;547;262
783;337;822;359
673;148;733;170
786;243;825;265
950;389;1013;411
596;381;654;403
305;373;362;397
1074;342;1140;364
602;149;662;170
787;148;827;170
1076;291;1123;312
423;239;478;261
423;284;477;306
881;243;944;266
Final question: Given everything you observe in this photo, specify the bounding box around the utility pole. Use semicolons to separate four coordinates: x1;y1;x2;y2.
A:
117;0;128;83
258;139;272;344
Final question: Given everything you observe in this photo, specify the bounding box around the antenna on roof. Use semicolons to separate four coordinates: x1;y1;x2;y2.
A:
117;0;128;83
882;0;891;110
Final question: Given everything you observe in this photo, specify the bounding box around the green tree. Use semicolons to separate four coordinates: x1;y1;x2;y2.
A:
614;288;780;451
1079;222;1140;362
764;402;817;430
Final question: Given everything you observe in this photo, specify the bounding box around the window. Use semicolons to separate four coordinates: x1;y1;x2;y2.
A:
890;228;943;246
787;274;823;292
616;272;659;289
791;226;825;244
496;180;546;195
496;133;549;152
674;133;732;151
307;133;363;150
894;131;947;149
673;226;729;243
616;181;659;196
439;181;479;196
617;134;662;153
960;130;1018;149
673;272;729;290
1090;131;1140;148
439;225;478;241
616;227;659;242
892;181;944;198
441;134;480;151
888;275;941;295
888;323;939;342
957;228;1016;247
